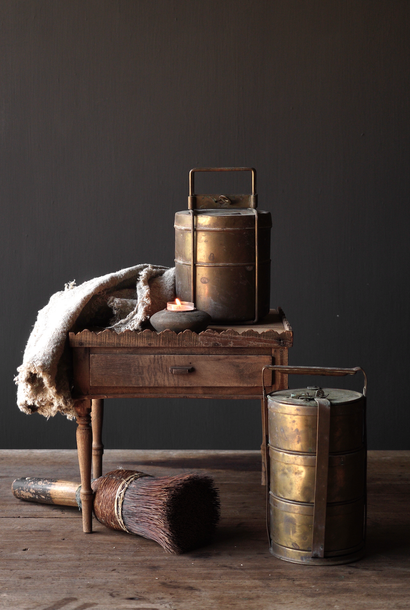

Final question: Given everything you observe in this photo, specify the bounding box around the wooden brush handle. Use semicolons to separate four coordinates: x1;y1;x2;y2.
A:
12;477;80;507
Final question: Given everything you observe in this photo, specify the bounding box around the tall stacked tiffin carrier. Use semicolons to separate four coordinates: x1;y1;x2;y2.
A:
262;365;367;565
174;167;272;324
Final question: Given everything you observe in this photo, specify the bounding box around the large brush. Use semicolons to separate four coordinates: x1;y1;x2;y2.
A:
12;469;220;554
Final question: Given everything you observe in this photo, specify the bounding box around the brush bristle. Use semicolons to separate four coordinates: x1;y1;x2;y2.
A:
121;473;220;553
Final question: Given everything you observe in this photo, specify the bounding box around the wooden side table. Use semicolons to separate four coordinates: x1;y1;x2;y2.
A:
69;308;293;533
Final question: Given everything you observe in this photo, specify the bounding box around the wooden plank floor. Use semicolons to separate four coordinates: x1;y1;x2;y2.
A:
1;450;409;610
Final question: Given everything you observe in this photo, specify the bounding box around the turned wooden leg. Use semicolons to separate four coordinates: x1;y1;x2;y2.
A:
74;399;93;533
91;399;104;479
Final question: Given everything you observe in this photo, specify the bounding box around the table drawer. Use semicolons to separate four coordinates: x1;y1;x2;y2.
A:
89;354;272;387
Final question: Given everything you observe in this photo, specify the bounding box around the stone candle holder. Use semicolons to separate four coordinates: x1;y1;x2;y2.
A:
150;300;212;333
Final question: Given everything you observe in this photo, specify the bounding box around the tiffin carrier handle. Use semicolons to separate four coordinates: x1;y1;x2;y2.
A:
262;365;367;399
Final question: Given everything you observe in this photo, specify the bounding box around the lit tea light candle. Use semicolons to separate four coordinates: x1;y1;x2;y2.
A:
167;298;195;312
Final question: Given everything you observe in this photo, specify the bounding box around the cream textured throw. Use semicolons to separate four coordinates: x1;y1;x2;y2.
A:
15;264;175;420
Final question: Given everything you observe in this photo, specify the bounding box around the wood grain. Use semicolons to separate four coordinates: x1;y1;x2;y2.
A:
68;309;293;349
1;450;409;609
89;354;272;388
71;313;291;531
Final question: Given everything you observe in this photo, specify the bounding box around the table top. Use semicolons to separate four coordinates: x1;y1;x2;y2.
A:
69;308;293;349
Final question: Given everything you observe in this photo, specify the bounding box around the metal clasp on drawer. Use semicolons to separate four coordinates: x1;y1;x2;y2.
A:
169;366;194;375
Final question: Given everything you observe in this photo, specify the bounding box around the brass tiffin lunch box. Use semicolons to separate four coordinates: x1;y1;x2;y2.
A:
174;167;272;324
262;365;367;566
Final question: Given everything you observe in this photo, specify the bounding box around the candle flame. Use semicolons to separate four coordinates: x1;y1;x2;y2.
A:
175;298;182;306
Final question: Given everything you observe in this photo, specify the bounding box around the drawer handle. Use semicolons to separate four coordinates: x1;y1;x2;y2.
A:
169;366;194;375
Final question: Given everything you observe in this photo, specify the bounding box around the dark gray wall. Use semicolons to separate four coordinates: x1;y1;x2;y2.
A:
2;0;409;450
